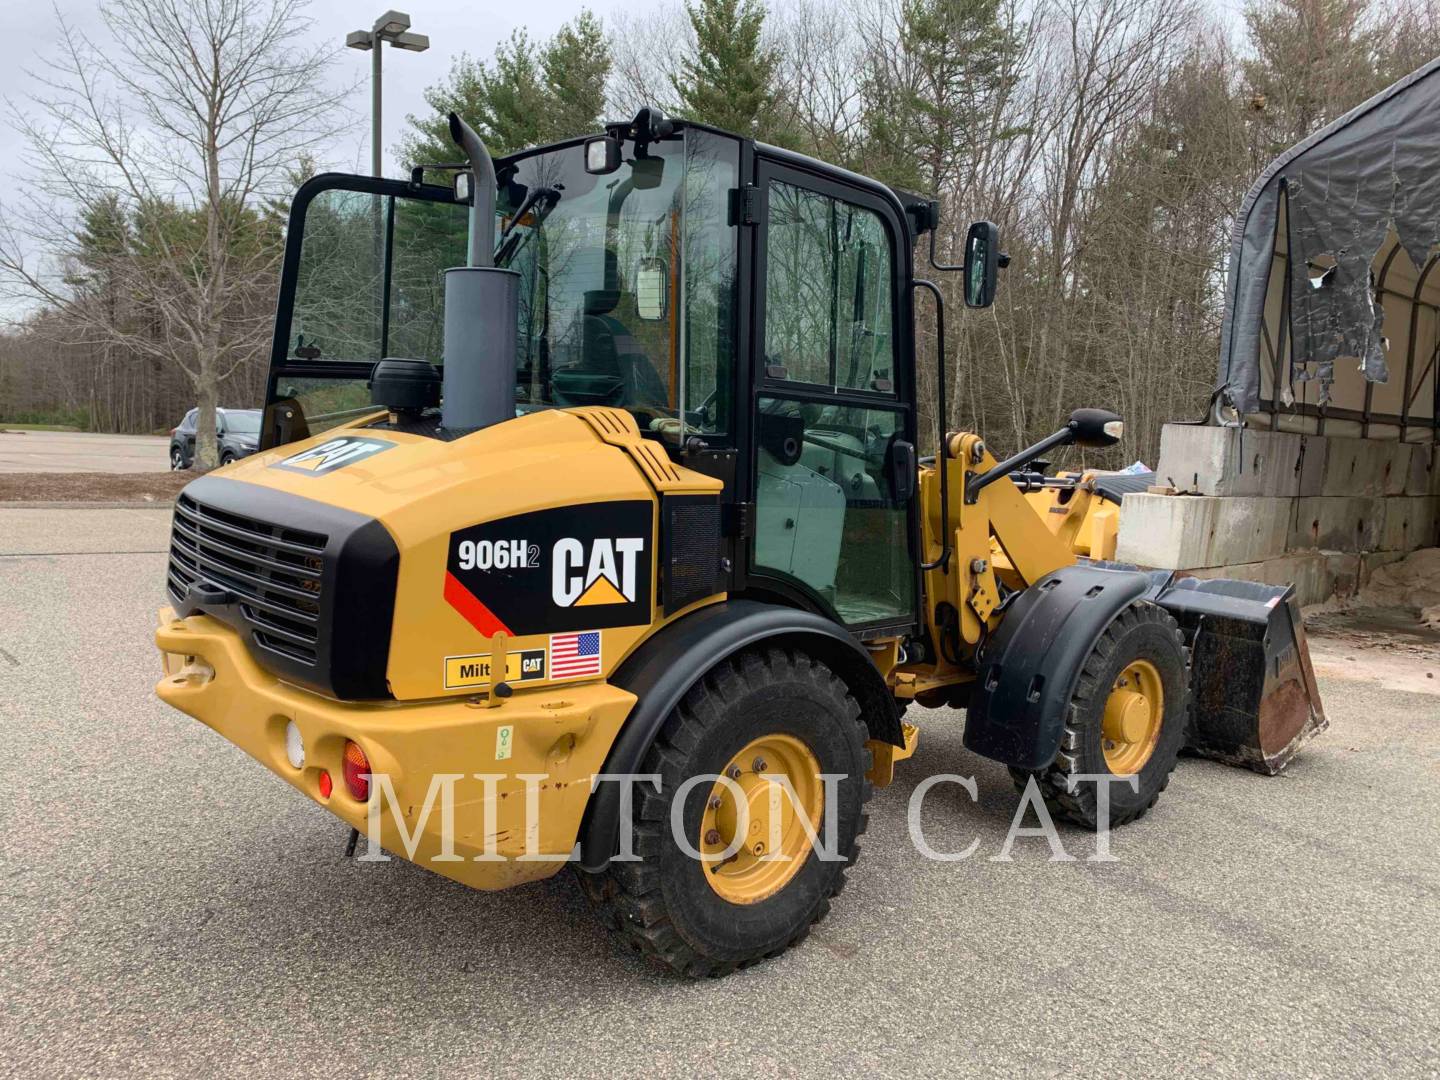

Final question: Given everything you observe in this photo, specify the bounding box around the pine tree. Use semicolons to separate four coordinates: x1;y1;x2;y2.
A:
1241;0;1385;154
541;11;610;142
858;0;1021;194
400;12;611;164
671;0;782;137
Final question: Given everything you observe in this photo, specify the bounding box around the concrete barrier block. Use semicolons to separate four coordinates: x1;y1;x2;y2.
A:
1184;552;1334;607
1380;496;1440;552
1321;437;1407;496
1384;443;1414;496
1116;493;1214;568
1289;496;1386;552
1116;494;1292;569
1297;434;1328;496
1154;424;1315;497
1406;443;1439;496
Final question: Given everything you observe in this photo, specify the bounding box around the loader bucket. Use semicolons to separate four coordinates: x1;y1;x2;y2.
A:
1154;577;1327;775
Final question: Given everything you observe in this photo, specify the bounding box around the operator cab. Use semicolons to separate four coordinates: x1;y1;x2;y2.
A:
262;108;997;637
266;112;736;448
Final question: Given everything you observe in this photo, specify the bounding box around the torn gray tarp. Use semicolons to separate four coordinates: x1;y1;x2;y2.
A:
1217;57;1440;413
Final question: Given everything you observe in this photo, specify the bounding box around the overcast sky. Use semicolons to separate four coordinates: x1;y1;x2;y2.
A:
0;0;638;186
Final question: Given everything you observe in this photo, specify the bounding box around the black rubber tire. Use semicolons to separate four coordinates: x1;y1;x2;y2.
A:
1008;601;1188;830
170;447;185;471
220;451;236;465
576;647;872;978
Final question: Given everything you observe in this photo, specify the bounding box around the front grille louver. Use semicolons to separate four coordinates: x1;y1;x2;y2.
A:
167;494;329;665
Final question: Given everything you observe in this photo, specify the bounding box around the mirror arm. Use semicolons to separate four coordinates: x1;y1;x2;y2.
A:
965;427;1076;504
927;220;965;274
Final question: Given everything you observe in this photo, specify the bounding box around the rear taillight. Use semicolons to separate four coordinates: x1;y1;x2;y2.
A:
317;771;332;799
343;741;371;801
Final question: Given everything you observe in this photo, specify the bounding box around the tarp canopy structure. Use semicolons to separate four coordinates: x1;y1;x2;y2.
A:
1218;57;1440;441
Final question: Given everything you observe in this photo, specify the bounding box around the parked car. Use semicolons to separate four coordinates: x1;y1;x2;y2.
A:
169;408;262;470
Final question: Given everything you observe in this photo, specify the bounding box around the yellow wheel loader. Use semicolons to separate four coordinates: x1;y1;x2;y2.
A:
154;108;1325;976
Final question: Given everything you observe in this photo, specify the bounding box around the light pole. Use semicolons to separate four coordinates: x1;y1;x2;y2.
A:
346;11;430;178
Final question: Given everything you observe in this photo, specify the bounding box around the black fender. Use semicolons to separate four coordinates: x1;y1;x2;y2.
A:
962;564;1150;771
576;599;901;872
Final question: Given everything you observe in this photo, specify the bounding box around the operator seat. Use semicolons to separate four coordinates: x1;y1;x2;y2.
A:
551;289;667;409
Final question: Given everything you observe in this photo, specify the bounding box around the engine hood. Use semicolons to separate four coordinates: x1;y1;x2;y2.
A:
225;409;650;521
198;408;710;700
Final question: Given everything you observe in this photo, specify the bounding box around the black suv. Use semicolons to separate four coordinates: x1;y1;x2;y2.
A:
169;408;262;470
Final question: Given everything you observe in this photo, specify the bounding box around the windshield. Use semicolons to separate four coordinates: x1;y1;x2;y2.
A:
273;129;738;444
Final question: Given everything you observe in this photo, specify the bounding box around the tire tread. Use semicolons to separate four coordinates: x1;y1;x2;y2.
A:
577;646;872;977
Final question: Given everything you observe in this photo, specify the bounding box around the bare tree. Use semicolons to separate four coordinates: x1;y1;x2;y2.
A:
608;4;695;115
773;0;868;165
0;0;349;466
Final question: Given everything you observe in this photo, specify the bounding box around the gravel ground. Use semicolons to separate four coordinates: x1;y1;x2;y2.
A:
1;509;1437;1079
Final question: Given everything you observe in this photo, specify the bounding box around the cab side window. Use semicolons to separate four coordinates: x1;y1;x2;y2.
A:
764;181;896;394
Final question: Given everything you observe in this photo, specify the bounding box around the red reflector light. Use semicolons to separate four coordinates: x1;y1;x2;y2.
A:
343;741;371;801
317;771;332;799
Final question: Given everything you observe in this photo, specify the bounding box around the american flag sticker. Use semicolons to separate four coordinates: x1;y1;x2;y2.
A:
550;631;602;679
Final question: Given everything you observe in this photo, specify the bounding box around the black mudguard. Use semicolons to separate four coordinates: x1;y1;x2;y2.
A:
575;599;901;872
964;564;1151;771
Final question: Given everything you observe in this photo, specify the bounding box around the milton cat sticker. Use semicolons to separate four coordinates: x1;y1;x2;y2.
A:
273;436;393;475
445;502;653;636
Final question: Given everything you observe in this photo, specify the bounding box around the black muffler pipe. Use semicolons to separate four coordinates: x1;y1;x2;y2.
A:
441;112;518;432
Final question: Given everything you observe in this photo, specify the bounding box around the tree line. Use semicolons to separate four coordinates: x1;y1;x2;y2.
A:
1;0;1436;466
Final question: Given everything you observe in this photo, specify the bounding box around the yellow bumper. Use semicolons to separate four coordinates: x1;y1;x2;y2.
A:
155;608;636;890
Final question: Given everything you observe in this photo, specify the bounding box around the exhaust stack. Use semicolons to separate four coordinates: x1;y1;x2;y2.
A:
441;112;518;433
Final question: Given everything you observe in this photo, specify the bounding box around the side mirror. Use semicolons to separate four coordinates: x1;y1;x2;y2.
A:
1067;408;1124;448
963;221;1000;308
453;170;473;205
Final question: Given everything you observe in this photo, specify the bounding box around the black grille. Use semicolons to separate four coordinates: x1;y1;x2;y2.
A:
168;494;329;664
662;496;723;615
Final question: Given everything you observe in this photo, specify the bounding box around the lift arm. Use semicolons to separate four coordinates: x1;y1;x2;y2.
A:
919;432;1076;666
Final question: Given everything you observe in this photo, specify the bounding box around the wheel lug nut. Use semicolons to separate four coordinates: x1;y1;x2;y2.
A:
704;829;721;845
727;765;741;780
752;842;765;856
752;757;768;772
708;795;723;810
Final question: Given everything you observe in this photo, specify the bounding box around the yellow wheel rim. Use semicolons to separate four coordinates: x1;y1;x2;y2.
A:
1101;659;1164;774
699;734;824;905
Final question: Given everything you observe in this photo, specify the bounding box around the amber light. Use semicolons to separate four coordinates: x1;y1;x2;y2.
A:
343;741;371;801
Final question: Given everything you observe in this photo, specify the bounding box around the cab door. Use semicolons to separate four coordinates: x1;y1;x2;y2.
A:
746;158;919;634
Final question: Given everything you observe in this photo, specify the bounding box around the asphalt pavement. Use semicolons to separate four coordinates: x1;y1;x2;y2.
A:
0;430;170;473
1;507;1437;1078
